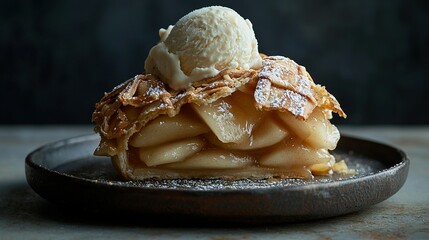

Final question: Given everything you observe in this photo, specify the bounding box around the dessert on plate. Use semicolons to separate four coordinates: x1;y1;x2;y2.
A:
92;6;352;180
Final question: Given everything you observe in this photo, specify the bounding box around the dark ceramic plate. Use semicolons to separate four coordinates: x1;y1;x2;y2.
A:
25;134;409;224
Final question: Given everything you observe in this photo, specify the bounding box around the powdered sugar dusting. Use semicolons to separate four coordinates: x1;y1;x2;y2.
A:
254;56;314;118
254;78;270;106
295;75;313;98
283;90;306;116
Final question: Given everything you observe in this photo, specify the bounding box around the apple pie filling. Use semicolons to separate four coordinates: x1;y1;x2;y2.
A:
119;90;347;179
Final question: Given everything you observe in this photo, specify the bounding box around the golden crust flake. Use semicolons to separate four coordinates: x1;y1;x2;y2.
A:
254;56;346;119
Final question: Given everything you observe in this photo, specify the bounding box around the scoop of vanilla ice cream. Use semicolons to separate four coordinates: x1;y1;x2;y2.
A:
145;6;262;90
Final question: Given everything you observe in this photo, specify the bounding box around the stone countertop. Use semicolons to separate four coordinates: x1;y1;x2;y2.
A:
0;125;428;239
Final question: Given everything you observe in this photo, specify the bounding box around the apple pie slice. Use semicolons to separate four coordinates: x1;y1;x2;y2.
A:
92;56;351;180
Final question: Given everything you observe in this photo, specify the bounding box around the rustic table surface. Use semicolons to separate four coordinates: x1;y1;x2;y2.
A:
0;125;428;239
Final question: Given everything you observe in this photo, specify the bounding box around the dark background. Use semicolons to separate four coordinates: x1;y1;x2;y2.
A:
1;0;428;125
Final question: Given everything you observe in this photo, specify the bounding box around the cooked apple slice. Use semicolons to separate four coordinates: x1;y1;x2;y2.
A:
308;162;333;176
130;107;210;148
332;160;357;175
230;90;263;124
259;141;334;168
164;149;255;169
191;92;262;144
138;137;205;167
277;108;339;150
206;115;288;150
